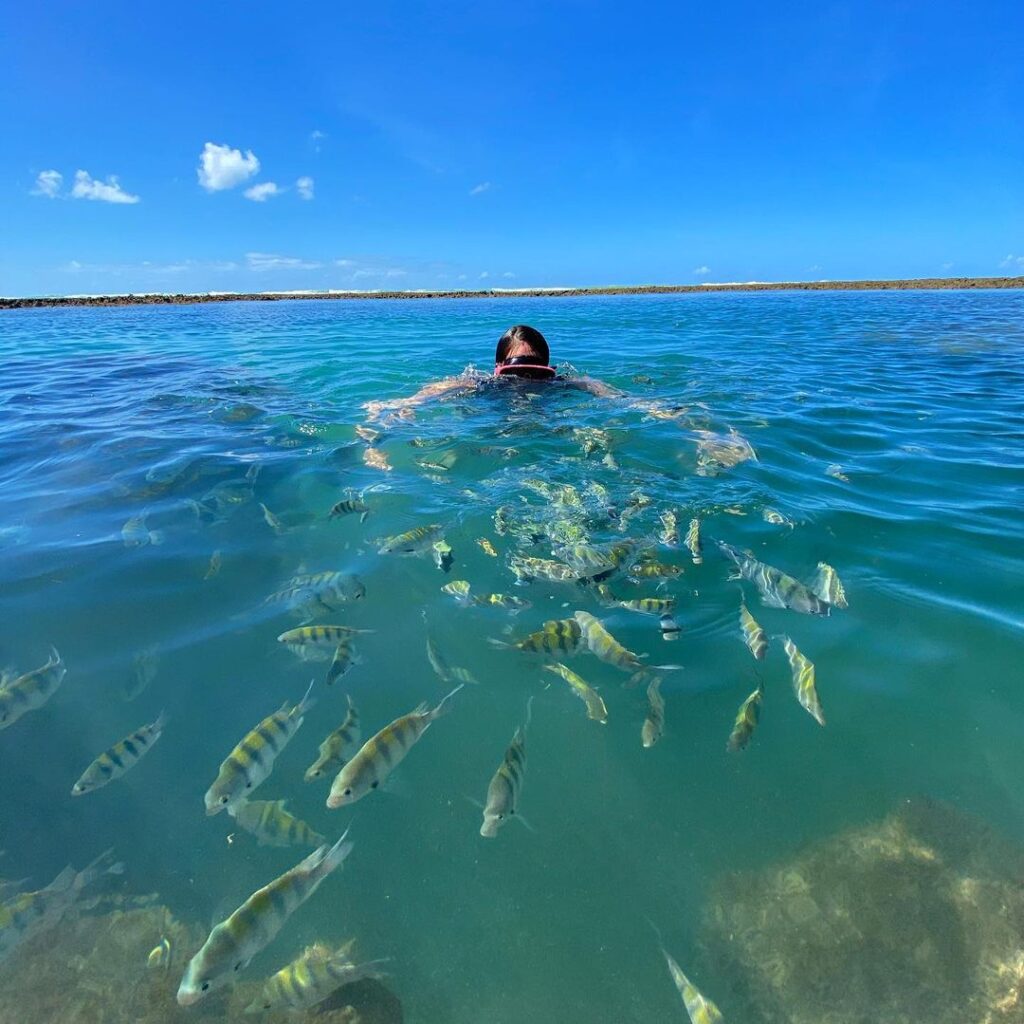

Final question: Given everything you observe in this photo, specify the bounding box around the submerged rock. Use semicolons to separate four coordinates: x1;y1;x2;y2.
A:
0;903;402;1024
701;798;1024;1023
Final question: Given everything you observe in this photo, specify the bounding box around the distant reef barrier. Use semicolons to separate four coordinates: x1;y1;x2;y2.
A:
3;276;1023;310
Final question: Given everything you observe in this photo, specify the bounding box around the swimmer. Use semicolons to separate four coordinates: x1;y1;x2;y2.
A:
363;324;675;422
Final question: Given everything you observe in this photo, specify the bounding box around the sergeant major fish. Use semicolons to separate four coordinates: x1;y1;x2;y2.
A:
685;517;703;565
574;611;676;680
727;684;763;752
328;493;370;522
229;799;325;849
641;676;665;748
325;637;360;686
122;513;164;548
480;698;533;837
247;941;388;1013
783;635;825;726
491;618;582;657
176;832;353;1005
1;850;123;963
739;601;768;660
277;625;374;654
305;695;361;782
326;685;464;808
717;541;830;617
377;523;444;555
71;711;167;795
259;503;286;535
543;663;608;724
659;509;680;547
658;943;723;1024
812;561;848;609
509;555;581;585
0;648;66;731
204;681;316;815
147;937;172;970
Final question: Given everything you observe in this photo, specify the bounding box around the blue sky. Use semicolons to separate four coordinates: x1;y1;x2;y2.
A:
2;1;1022;296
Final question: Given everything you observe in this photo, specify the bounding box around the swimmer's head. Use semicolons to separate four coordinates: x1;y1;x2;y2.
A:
494;325;556;380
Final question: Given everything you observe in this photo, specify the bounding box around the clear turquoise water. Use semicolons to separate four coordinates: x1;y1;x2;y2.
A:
1;291;1023;1022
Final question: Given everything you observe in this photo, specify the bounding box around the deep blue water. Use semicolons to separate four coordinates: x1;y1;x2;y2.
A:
1;291;1023;1022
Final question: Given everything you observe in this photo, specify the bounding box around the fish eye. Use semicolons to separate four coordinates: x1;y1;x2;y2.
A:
370;781;379;789
245;782;253;789
234;962;243;972
343;788;352;797
220;796;229;804
201;982;210;992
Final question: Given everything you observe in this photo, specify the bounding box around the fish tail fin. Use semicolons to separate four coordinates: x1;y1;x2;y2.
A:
152;709;169;733
295;678;317;716
487;637;511;650
149;529;166;546
49;646;62;666
626;669;650;689
524;694;535;732
430;683;465;719
319;827;354;877
651;663;683;672
75;848;124;891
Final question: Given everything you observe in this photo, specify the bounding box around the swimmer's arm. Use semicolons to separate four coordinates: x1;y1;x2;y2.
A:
363;378;471;422
569;376;681;420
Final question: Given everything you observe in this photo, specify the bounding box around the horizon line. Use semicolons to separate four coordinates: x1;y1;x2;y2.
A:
3;275;1023;310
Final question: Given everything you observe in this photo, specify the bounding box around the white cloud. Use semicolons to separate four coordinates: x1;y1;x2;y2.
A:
479;271;490;279
296;176;315;200
502;271;516;278
693;265;711;276
941;261;954;271
999;254;1024;270
71;170;140;204
469;182;491;196
32;170;63;198
197;142;260;192
243;181;282;202
246;252;322;271
310;130;327;154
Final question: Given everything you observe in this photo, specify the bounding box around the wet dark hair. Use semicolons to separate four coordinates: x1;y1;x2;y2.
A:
495;325;550;366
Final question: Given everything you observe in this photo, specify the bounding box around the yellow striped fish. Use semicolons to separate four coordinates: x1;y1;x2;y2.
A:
259;503;285;535
812;561;848;609
424;622;479;685
377;523;443;555
277;625;373;649
305;695;361;782
325;638;359;685
71;711;167;796
229;799;325;848
204;681;316;816
480;699;532;837
739;602;768;660
175;832;353;1006
574;611;647;674
727;684;763;752
476;592;532;611
685;518;703;565
493;618;582;656
328;494;370;522
326;685;464;808
543;663;607;724
659;509;679;547
362;446;392;472
476;537;498;557
783;636;824;726
717;542;829;616
0;648;65;732
641;676;665;748
247;942;388;1013
628;561;683;580
1;850;122;963
147;937;172;970
659;945;723;1023
618;596;677;615
509;554;581;584
441;580;473;604
553;543;617;578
